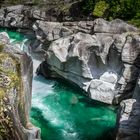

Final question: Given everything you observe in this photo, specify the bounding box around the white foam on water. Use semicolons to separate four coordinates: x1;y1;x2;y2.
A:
62;129;79;140
16;37;65;128
32;59;41;75
10;38;16;43
31;78;78;138
32;93;63;127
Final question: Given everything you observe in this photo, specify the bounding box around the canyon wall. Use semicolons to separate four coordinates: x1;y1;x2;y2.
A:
0;32;40;140
0;4;140;140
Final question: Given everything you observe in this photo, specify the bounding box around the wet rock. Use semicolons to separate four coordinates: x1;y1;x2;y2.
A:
0;32;10;44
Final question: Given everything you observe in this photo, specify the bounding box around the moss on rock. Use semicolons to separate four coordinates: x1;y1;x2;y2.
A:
0;43;21;139
93;1;109;17
0;33;39;140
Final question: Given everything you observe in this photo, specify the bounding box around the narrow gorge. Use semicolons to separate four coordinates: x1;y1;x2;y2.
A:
0;3;140;140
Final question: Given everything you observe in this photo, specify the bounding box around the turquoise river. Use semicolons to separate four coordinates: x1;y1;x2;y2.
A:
0;29;117;140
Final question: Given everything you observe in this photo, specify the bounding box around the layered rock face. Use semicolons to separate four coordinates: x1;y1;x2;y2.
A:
0;1;85;29
0;33;40;140
37;18;139;105
0;5;96;50
0;5;31;28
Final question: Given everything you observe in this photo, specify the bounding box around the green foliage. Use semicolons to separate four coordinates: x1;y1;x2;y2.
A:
129;19;140;28
93;1;109;17
82;0;140;28
0;52;20;139
0;44;4;52
0;99;14;139
106;0;139;20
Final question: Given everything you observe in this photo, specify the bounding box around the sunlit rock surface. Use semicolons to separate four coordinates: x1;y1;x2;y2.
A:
93;18;138;33
0;32;40;140
38;23;140;105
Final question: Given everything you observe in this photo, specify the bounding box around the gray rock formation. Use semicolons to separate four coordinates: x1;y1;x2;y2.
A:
0;5;31;28
0;5;96;50
116;75;140;140
116;99;140;140
33;21;73;42
93;18;139;33
37;20;139;104
0;32;40;140
32;20;96;49
0;1;87;29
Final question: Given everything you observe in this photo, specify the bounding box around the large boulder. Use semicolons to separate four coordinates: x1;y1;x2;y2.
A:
37;19;140;105
32;20;95;47
32;20;96;52
0;5;27;28
38;32;122;104
33;21;73;42
0;33;40;140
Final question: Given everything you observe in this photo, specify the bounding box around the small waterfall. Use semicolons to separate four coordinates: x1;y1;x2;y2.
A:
20;38;29;52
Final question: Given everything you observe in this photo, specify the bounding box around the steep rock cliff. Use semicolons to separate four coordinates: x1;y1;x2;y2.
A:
0;32;40;140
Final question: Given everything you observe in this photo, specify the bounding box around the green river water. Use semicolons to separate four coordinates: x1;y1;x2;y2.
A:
0;29;117;140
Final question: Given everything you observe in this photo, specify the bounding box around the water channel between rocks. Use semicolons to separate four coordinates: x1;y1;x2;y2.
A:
0;29;117;140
